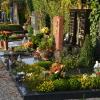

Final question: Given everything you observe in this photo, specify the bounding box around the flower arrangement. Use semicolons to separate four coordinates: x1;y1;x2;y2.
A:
22;41;33;48
50;63;64;74
40;27;49;34
0;31;12;39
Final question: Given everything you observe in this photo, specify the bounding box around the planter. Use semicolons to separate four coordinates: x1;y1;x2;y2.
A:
9;70;100;100
13;79;100;100
22;89;100;100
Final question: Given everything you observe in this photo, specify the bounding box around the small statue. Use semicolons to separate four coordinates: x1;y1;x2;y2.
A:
94;61;100;73
94;61;99;68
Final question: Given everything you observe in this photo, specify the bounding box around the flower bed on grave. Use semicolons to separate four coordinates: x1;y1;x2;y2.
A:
9;34;26;41
13;40;34;53
10;60;100;100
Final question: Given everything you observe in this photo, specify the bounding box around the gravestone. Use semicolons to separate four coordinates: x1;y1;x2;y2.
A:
53;16;64;51
10;6;13;23
31;12;39;35
53;16;64;62
13;2;19;24
1;11;6;22
69;9;91;46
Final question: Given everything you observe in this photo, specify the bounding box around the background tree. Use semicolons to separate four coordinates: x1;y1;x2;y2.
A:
32;0;77;34
89;0;100;47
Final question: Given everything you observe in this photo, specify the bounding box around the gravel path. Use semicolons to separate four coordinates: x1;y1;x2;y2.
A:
0;66;23;100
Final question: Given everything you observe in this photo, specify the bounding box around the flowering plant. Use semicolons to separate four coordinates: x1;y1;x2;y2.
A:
22;41;33;48
0;31;12;39
50;63;64;74
40;27;49;34
0;31;12;36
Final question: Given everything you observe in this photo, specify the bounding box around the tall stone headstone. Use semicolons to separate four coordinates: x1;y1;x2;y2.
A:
1;11;6;22
53;16;64;63
13;2;19;24
53;16;64;51
31;12;39;35
10;6;13;23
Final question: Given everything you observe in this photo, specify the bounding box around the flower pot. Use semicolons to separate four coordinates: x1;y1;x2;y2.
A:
96;72;100;76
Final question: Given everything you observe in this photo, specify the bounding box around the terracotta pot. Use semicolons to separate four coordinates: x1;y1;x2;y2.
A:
96;72;100;76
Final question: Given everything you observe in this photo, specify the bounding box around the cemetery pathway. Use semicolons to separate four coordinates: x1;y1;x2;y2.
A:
0;62;23;100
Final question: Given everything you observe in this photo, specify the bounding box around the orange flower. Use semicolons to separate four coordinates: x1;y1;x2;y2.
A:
50;63;64;74
23;41;33;48
0;31;12;37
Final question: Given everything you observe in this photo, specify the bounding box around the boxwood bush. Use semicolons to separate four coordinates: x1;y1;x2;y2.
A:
68;77;81;90
0;24;24;32
62;54;78;70
53;79;68;91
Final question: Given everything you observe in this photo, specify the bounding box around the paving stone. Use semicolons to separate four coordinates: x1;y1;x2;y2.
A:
0;62;23;100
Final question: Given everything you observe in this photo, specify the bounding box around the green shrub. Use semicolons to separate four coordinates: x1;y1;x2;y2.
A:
77;34;94;68
53;79;68;91
79;74;91;89
31;33;44;49
62;55;78;70
27;25;33;35
0;24;23;32
14;62;45;74
36;81;54;92
14;46;26;52
90;76;100;89
68;77;81;90
35;61;53;70
49;73;61;80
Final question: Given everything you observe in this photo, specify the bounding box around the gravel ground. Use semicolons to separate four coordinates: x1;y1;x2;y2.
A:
0;66;23;100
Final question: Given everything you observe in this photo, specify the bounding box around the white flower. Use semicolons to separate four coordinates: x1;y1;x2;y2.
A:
82;74;88;79
54;71;59;74
90;73;96;77
17;72;25;75
26;73;33;77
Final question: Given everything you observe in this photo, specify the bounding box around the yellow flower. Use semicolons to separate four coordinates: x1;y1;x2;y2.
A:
40;27;49;34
